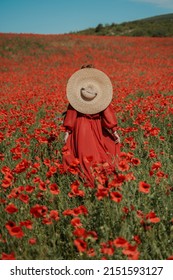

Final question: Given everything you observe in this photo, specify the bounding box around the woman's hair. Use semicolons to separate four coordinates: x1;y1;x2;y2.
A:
81;64;94;69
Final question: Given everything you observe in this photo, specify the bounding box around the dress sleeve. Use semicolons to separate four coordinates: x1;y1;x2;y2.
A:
63;104;77;132
101;104;118;132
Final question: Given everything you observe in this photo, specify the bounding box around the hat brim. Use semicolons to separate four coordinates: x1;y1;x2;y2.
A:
66;68;113;114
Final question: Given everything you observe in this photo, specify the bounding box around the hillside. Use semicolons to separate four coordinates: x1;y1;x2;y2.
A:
75;13;173;37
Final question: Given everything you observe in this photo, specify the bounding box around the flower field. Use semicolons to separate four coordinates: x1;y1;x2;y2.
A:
0;33;173;260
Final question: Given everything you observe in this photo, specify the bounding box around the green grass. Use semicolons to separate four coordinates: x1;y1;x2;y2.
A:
75;13;173;37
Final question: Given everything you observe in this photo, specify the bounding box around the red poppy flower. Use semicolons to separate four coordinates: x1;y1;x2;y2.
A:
13;159;30;174
149;170;154;176
1;252;16;260
5;221;16;230
124;137;137;150
149;149;157;158
38;180;46;191
109;174;126;188
73;205;88;216
120;152;134;160
86;248;96;257
110;191;122;203
118;160;130;172
19;193;29;204
63;205;88;217
156;171;167;178
42;218;52;225
1;166;11;175
149;127;160;136
74;238;87;253
101;242;114;256
131;158;141;166
55;162;65;174
71;217;82;228
0;153;5;161
49;166;57;173
122;207;129;214
37;136;48;144
86;231;98;240
8;186;24;199
96;184;109;200
43;158;51;166
151;162;162;171
28;238;37;245
32;162;40;169
49;183;60;195
113;237;128;248
25;185;35;193
10;144;22;159
1;175;13;188
146;211;160;223
63;209;74;216
30;204;48;218
20;220;33;229
49;210;60;221
68;180;85;197
122;244;140;260
125;172;136;181
5;204;18;214
32;177;41;184
46;166;57;177
139;181;150;193
8;226;24;238
133;235;141;245
73;228;86;238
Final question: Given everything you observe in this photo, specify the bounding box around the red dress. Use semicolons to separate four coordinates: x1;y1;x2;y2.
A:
62;103;120;187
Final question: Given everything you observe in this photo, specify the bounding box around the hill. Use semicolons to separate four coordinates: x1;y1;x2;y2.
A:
75;13;173;37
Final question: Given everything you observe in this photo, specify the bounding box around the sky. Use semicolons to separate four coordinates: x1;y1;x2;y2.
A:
0;0;173;34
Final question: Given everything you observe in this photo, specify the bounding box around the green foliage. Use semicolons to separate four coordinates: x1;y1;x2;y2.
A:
76;13;173;37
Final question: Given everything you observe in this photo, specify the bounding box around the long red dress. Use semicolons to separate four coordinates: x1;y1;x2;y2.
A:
62;103;120;187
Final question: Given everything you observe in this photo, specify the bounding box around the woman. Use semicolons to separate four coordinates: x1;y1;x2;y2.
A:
62;65;120;187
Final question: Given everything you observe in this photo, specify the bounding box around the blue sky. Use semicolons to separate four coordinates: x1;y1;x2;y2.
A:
0;0;173;34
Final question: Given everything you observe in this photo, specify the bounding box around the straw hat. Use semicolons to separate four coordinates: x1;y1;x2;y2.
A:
66;68;113;114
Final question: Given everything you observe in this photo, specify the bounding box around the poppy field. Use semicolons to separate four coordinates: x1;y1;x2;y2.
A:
0;33;173;260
